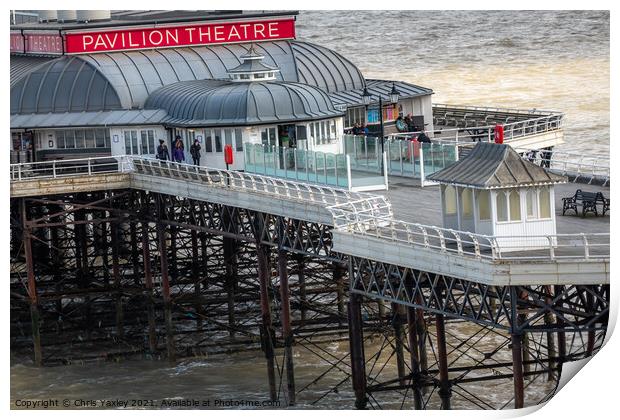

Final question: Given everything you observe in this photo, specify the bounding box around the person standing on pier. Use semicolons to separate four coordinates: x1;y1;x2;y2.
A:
190;139;202;166
156;139;170;161
173;142;185;163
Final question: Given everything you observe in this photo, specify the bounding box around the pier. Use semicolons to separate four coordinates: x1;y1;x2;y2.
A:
10;155;609;409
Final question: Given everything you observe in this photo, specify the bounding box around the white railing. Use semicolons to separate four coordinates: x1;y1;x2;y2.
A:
9;155;133;181
516;148;610;185
328;208;609;262
433;103;560;117
390;113;563;145
11;155;608;263
131;157;393;216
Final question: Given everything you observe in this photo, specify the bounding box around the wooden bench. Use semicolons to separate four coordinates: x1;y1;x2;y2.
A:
562;189;609;217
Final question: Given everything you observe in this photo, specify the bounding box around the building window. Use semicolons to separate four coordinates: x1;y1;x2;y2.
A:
260;127;276;148
539;187;552;218
205;135;213;153
296;125;307;141
224;129;233;148
526;189;538;219
234;129;244;152
123;129;157;155
255;73;265;79
496;192;508;222
240;74;250;80
56;130;65;148
478;190;491;221
214;132;222;152
509;190;521;221
461;188;473;217
444;185;457;215
52;128;111;149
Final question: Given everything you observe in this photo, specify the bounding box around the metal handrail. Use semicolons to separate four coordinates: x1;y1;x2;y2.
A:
390;113;564;144
11;155;608;263
329;210;609;262
432;103;562;117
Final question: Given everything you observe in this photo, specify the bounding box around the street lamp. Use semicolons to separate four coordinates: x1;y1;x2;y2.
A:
362;82;400;175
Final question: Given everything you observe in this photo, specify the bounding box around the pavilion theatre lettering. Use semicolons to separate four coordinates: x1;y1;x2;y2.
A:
65;19;295;54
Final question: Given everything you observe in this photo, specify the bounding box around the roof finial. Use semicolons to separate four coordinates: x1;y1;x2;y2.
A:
228;43;279;82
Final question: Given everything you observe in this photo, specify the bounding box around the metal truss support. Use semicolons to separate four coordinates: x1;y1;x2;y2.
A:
257;243;277;401
141;222;157;353
156;215;175;362
391;303;407;387
511;331;525;409
278;248;296;406
406;305;423;409
21;198;42;366
348;292;367;409
435;314;452;409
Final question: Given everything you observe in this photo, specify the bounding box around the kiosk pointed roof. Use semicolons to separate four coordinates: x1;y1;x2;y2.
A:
428;142;566;189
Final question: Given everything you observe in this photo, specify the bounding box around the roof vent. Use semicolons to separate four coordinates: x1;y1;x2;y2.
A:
38;10;58;23
57;10;77;22
76;10;111;23
227;44;280;82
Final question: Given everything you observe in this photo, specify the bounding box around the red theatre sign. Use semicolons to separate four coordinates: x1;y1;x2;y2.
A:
64;18;296;54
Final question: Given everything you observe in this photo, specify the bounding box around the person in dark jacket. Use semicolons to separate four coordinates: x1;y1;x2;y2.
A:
417;131;431;143
156;139;170;160
190;139;201;166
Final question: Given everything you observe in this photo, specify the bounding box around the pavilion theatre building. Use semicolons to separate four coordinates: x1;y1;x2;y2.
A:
10;10;434;170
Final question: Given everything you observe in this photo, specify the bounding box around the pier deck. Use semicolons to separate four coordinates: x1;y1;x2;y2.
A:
383;177;610;235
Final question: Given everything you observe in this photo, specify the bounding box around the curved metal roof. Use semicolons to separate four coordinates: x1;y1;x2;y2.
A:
329;79;433;108
10;40;366;116
10;55;57;87
10;56;123;114
428;142;566;189
144;79;344;126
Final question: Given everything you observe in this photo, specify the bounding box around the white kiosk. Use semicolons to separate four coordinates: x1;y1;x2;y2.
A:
428;142;565;252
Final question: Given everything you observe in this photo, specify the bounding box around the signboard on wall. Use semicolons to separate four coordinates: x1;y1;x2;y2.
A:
10;31;64;54
64;18;296;54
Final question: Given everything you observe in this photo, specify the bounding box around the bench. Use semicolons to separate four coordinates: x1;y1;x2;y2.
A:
562;189;609;217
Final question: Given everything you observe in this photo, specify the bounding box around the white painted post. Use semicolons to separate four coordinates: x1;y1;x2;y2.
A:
52;161;57;178
419;146;425;187
88;158;92;175
383;152;389;191
346;155;352;190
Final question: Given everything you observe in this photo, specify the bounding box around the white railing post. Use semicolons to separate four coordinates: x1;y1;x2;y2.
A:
18;165;22;181
52;161;57;178
88;158;92;175
346;154;352;190
582;234;590;260
548;236;555;260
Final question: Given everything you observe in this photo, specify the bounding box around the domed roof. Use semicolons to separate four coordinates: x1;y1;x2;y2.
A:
144;79;344;127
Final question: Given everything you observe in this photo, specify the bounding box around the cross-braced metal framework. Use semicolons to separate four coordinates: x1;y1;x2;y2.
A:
10;188;609;410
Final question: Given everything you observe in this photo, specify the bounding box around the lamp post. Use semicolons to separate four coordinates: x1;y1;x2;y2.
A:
362;82;400;176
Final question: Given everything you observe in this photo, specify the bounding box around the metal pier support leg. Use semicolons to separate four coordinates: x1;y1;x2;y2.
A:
334;262;346;325
224;236;237;338
111;221;124;339
415;296;428;382
544;286;556;381
518;313;530;374
278;249;296;406
348;293;368;409
391;303;407;387
22;199;42;366
257;244;277;401
142;222;157;353
157;222;175;362
297;255;307;324
435;314;452;410
191;231;202;331
511;332;525;409
406;306;423;410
